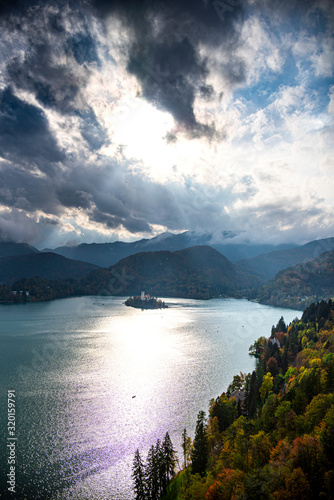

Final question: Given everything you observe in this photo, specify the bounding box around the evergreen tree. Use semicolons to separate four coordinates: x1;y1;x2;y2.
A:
155;439;165;496
132;433;177;499
132;449;146;500
247;370;257;418
162;431;176;485
146;445;160;500
191;410;208;477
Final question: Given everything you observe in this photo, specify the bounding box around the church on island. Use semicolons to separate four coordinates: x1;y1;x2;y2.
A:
124;292;168;309
140;291;151;301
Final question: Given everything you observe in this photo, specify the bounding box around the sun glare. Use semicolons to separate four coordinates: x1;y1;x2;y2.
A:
103;97;211;183
111;99;174;168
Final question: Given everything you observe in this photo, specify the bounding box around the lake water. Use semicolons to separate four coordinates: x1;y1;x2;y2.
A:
0;297;301;499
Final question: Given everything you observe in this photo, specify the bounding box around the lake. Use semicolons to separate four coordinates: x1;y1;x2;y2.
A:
0;296;301;499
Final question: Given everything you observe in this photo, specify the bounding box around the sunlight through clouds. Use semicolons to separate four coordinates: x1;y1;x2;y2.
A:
0;0;333;247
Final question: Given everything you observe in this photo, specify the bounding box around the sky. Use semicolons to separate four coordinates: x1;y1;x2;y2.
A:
0;0;333;249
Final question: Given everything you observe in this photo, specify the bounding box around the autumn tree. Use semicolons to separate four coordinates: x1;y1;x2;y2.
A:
209;395;237;432
266;356;279;377
205;468;246;500
182;428;192;468
250;430;272;469
207;416;221;449
259;372;273;401
320;405;334;465
275;467;311;500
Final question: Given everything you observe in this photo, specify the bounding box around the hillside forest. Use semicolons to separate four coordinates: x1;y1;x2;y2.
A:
132;300;334;499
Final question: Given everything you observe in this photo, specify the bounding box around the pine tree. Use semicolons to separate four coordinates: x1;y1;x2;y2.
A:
132;433;177;499
155;439;165;496
182;428;188;468
132;449;146;500
146;445;159;500
191;410;208;477
162;431;176;484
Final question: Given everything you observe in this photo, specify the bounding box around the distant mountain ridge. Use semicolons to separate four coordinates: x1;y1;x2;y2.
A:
237;237;334;282
44;231;297;267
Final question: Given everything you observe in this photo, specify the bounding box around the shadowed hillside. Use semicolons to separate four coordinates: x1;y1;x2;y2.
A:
237;237;334;281
0;241;39;258
252;250;334;310
0;252;100;285
93;245;261;299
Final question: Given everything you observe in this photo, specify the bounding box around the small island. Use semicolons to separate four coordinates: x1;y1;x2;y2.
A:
125;292;168;309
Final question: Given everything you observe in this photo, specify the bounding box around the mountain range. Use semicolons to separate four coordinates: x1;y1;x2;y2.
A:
237;237;334;281
43;231;296;267
0;233;333;307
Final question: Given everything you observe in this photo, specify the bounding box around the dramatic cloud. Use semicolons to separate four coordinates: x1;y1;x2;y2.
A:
0;87;64;165
0;0;333;248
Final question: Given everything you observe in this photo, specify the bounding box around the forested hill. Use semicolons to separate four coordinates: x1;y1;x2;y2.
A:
0;245;261;302
237;237;334;282
93;245;261;299
137;300;334;499
253;250;334;310
0;252;99;285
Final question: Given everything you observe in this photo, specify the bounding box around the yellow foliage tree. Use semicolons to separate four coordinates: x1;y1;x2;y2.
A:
259;372;274;401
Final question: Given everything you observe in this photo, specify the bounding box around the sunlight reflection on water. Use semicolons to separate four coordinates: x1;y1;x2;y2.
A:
0;297;301;499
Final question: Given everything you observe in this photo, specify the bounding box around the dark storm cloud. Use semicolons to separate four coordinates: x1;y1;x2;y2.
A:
123;217;152;234
2;0;244;140
0;151;186;237
56;187;92;210
1;0;330;247
0;0;38;17
90;207;123;229
0;159;60;213
127;36;217;138
7;43;88;115
4;2;97;115
91;207;152;233
0;87;64;166
90;0;245;138
53;154;192;233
